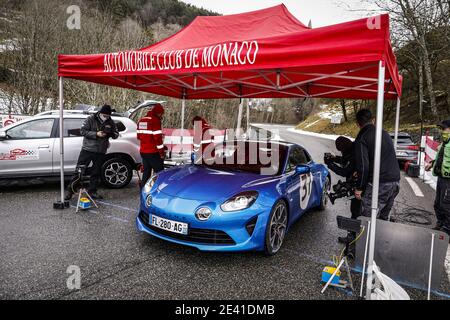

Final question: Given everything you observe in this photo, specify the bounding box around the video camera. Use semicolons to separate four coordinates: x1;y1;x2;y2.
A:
324;152;333;161
328;179;356;205
101;123;116;138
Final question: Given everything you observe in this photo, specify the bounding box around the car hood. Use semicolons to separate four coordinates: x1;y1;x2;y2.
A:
156;165;264;201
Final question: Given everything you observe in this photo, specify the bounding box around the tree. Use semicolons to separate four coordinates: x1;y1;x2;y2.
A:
372;0;450;119
340;99;348;122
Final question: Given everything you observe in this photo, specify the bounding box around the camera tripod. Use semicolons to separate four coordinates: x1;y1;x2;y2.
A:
321;216;362;294
75;187;99;213
71;165;99;213
321;245;354;293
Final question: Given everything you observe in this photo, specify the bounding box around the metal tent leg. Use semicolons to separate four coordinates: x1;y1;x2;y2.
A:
246;98;250;135
365;60;386;299
236;98;243;137
53;76;69;209
394;97;401;151
359;221;371;298
427;233;435;300
180;96;186;152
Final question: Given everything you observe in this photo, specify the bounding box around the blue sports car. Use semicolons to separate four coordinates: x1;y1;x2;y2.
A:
136;140;330;255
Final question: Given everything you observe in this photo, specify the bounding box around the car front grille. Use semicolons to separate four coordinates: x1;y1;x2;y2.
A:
138;211;235;245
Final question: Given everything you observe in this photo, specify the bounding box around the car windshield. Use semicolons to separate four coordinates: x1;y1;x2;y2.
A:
196;141;288;176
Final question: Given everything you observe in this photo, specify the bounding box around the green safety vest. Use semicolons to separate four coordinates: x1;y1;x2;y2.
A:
432;141;450;178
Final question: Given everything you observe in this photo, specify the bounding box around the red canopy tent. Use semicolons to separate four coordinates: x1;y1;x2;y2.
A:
58;4;401;100
56;4;403;299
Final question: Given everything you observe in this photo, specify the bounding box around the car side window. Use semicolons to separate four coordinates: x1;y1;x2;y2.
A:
286;147;309;173
114;120;126;132
64;118;84;137
7;119;54;139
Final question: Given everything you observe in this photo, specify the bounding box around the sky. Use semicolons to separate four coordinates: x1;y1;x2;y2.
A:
180;0;380;28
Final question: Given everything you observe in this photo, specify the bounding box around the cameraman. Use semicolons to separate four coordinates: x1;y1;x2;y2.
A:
353;109;400;220
65;104;119;200
325;136;361;243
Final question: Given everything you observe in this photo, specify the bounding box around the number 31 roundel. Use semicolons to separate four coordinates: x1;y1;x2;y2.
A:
299;173;313;210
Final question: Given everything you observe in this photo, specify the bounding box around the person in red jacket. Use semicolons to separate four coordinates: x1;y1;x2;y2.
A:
192;116;214;159
137;103;165;187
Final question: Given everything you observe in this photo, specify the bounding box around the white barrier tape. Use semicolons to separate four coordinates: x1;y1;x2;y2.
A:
137;130;162;135
163;135;225;145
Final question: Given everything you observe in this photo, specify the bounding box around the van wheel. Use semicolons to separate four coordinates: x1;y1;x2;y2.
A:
101;157;132;189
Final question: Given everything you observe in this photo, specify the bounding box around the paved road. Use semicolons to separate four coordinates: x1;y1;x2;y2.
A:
0;124;448;300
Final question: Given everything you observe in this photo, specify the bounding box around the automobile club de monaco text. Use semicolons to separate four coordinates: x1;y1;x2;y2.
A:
103;41;259;73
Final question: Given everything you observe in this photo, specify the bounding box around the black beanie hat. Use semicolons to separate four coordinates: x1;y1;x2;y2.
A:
99;104;114;115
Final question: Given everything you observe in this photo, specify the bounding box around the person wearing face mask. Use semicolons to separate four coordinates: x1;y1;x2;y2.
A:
425;120;450;238
65;104;119;200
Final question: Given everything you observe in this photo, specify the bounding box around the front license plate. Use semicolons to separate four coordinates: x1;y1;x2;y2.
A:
151;214;188;235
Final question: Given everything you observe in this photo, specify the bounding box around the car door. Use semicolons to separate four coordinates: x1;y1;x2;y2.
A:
52;118;84;174
0;118;56;177
285;146;313;219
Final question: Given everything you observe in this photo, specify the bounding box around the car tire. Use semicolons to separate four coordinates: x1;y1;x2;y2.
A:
264;200;288;256
101;157;133;189
318;176;331;211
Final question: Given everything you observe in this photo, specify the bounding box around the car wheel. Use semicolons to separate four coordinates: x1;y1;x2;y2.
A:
318;176;331;211
101;157;132;189
264;200;288;256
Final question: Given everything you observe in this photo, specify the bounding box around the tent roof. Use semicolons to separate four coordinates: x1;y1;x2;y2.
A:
58;4;402;100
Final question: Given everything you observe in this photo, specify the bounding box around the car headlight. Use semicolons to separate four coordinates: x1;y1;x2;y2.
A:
220;191;258;212
143;175;158;194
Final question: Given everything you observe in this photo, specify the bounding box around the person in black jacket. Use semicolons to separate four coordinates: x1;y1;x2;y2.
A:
353;109;400;220
65;104;119;200
325;136;361;243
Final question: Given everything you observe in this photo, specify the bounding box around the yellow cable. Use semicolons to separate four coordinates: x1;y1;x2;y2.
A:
332;226;365;266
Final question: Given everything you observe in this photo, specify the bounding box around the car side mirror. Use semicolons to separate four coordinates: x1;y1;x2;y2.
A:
0;131;6;141
295;164;310;174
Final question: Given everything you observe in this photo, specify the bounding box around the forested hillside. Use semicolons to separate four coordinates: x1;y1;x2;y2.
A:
0;0;300;129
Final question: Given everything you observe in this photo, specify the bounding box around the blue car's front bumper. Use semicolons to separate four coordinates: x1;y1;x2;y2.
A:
136;192;271;252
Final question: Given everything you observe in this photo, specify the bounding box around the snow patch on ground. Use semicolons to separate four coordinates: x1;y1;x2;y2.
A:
287;127;354;142
304;119;321;129
0;38;18;53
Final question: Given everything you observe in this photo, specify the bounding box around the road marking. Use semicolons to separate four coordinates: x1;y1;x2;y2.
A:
69;205;130;224
96;200;136;212
446;247;450;283
405;177;424;197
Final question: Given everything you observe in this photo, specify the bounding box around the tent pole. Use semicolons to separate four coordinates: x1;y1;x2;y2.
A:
59;76;65;204
236;98;243;137
246;99;250;134
365;60;386;299
181;92;186;152
394;97;401;151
